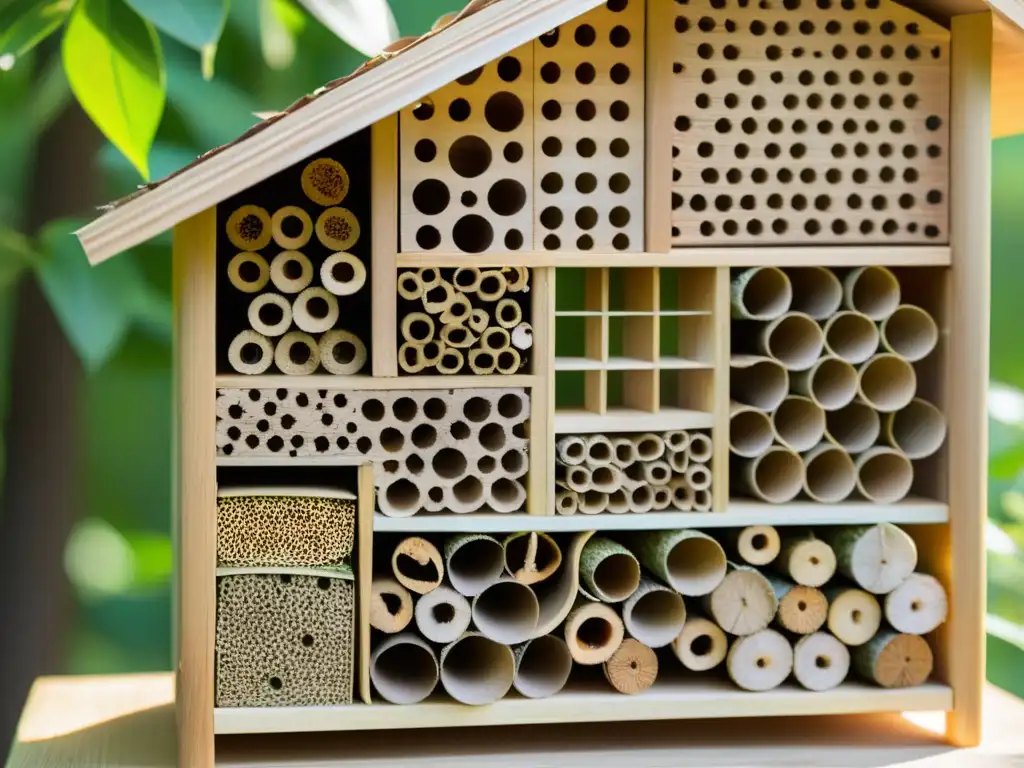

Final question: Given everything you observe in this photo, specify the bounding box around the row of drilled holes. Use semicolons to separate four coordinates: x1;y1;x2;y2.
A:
540;100;632;122
683;15;928;35
674;141;943;161
541;232;631;250
674;191;942;211
679;218;938;237
539;61;633;85
673;168;942;187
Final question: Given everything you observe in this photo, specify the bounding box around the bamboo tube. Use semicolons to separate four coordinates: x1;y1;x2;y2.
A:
370;633;438;704
369;577;414;633
843;265;901;321
320;330;367;375
391;537;444;595
469;349;497;375
629;484;655;514
226;204;272;250
472;576;540;644
688;433;713;463
227;252;270;293
758;312;825;371
785;266;843;320
422;280;455;315
512;635;572;699
532;530;595;638
664;430;690;453
563;598;625;665
477;269;508;302
792;632;850;692
440;324;476;348
503;531;562;585
453;266;482;293
301;157;349;205
481;326;511;353
417;267;440;290
693;488;712;512
726;629;794;692
685;463;712;492
469;308;489;333
585;434;616;465
822;310;880;365
227;330;274;375
445;534;505;597
293;287;339;334
439;633;515;705
495;298;523;329
857;354;917;412
702;563;778;636
771;395;826;452
623;462;645;487
555;489;579;516
414;586;471;644
504;266;530;292
604;639;658;695
439;293;473;326
421;340;444;368
589;464;621;494
398;342;426;374
556;436;586;466
823;523;918;594
803;443;857;503
884;399;947;459
667;449;689;474
851;629;933;688
495;348;521;375
248;293;292;337
270;250;314;294
631;530;727;596
672;616;728;671
320;251;366;296
315;206;360;250
724;525;781;567
731;266;793;320
825;401;881;453
611;437;639;468
731;355;789;411
437;347;464;375
855;447;915;504
608;488;632;513
556;462;591;493
879;304;938;362
730;402;774;458
397;271;424;301
579;489;609;514
825;586;882;646
791;356;858;411
735;446;804;503
579;537;641;603
274;331;320;375
634;433;667;462
763;572;827;634
643;460;672;486
884;573;948;635
774;531;837;588
511;321;533;350
621;576;687;648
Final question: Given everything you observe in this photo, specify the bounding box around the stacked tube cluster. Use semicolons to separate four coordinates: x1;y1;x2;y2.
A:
729;266;946;504
553;430;713;515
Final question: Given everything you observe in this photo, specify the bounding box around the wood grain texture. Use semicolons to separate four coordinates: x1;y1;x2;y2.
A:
358;463;375;705
372;115;399;377
646;0;674;252
529;268;556;515
712;266;730;511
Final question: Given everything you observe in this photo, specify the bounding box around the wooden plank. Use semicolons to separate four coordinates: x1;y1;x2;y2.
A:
645;0;673;252
173;207;217;768
215;374;540;390
555;406;713;433
357;463;374;705
712;267;730;512
529;268;556;515
371;115;399;377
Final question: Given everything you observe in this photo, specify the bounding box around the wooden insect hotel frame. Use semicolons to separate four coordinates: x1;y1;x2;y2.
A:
74;0;1024;764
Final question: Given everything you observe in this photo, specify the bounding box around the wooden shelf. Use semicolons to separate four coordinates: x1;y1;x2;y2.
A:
215;374;540;390
555;407;714;433
555;356;710;371
555;310;712;317
213;679;952;735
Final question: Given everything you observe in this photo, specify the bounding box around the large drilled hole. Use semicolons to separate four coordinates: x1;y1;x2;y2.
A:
380;427;404;453
452;215;494;253
498;393;523;419
484;91;525;132
433;447;468;479
412;179;450;215
479;423;506;451
393;397;417;422
488;179;527;216
464;396;491;422
453;475;484;505
412;424;437;449
449;135;492;178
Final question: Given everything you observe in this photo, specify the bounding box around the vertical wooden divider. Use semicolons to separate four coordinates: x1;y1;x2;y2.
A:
357;463;375;703
623;268;660;412
173;207;217;768
529;268;556;515
712;266;731;512
585;268;609;414
645;0;673;252
372;114;398;377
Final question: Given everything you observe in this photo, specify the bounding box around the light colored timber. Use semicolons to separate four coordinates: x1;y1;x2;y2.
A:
712;266;730;512
215;373;539;390
584;268;608;415
645;0;673;253
371;115;398;376
357;464;374;705
555;407;713;434
555;356;711;371
172;207;216;768
530;268;555;515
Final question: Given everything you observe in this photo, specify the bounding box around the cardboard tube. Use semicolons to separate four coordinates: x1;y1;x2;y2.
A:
481;326;511;353
764;572;827;634
643;460;672;486
439;633;515;705
226;204;272;250
477;269;508;302
826;586;882;645
731;266;793;320
511;321;534;350
634;433;666;462
556;461;591;493
227;252;270;293
793;632;850;692
663;430;690;453
397;271;424;301
274;331;320;375
736;446;804;503
563;598;625;665
791;355;858;411
228;329;274;375
401;313;435;344
724;525;781;566
556;436;586;465
785;266;843;320
391;537;444;595
398;342;426;374
318;252;366;297
803;443;857;503
726;629;793;692
693;489;712;511
843;265;901;321
629;484;655;513
731;355;789;411
469;308;489;333
495;298;523;329
611;437;638;468
437;347;464;375
469;348;497;375
608;488;632;513
495;348;521;375
730;402;774;458
823;523;918;594
685;463;712;492
758;312;825;371
585;434;616;465
248;293;292;337
270;250;314;293
668;449;689;474
555;489;579;516
445;534;504;597
532;531;595;638
512;635;572;699
879;304;938;362
301;157;349;205
603;639;658;695
825;401;881;453
855;447;915;504
579;537;641;603
453;266;482;293
774;531;836;587
589;464;621;494
369;577;413;633
487;477;526;513
504;531;562;585
822;310;880;364
414;586;471;644
472;576;540;644
420;340;443;368
319;330;367;375
664;475;693;508
622;576;686;648
293;287;339;334
771;395;826;452
885;399;947;459
858;354;917;412
578;489;608;515
672;616;728;671
688;433;713;463
440;293;473;326
851;629;933;688
370;633;438;704
885;573;948;634
703;563;778;636
631;530;727;597
422;280;455;315
315;206;360;250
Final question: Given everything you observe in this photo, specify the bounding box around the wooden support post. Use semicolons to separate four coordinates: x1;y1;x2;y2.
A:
529;268;555;515
372;114;398;376
357;463;375;704
645;0;672;252
173;207;217;768
712;266;730;512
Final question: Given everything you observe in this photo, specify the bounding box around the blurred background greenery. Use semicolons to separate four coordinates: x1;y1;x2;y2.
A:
0;0;1022;755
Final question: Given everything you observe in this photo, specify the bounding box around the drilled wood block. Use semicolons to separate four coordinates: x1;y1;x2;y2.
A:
669;0;949;245
533;0;646;252
399;44;533;254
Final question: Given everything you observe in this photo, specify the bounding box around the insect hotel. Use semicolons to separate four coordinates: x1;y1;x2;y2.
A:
74;0;1014;763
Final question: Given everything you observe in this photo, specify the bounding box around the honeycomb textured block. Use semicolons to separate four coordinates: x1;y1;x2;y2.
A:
217;495;356;568
216;573;354;707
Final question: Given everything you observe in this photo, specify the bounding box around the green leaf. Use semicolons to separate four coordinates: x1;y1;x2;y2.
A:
62;0;165;179
123;0;228;51
294;0;396;57
0;0;74;63
259;0;296;70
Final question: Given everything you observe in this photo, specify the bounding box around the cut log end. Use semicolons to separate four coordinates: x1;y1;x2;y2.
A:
885;573;948;635
672;616;728;672
706;567;778;636
603;639;658;695
777;585;828;635
726;629;794;692
369;578;414;634
779;537;837;588
855;631;934;688
827;588;882;646
792;632;851;692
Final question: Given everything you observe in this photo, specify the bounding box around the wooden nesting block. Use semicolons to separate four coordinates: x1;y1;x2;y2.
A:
216;490;355;568
669;0;949;245
399;44;533;254
534;0;645;252
215;573;354;707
